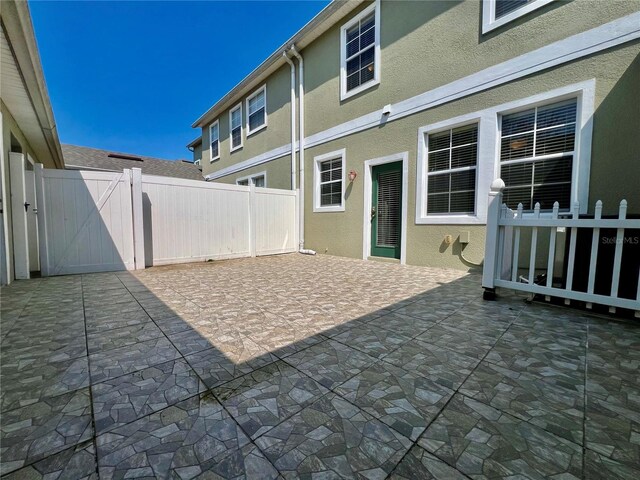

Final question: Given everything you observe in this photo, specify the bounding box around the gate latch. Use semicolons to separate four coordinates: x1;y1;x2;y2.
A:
24;202;30;212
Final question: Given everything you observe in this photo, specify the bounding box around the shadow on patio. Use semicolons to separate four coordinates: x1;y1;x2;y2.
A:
1;254;638;479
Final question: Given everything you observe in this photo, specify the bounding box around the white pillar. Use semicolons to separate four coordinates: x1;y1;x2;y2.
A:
131;168;145;270
482;178;505;298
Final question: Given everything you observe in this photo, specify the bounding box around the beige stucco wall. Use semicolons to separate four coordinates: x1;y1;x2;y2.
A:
302;43;640;270
200;64;295;177
214;154;292;191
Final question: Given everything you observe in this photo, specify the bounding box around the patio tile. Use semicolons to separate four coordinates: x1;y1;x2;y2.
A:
87;321;164;354
0;388;93;476
391;301;457;323
438;312;513;337
85;311;152;333
213;360;329;439
185;347;278;389
389;444;467;480
283;339;377;390
584;448;640;480
334;361;454;441
383;339;480;390
496;324;586;363
152;314;194;335
255;392;412;478
96;393;278;479
460;362;584;444
416;324;497;360
92;358;205;434
1;441;97;480
331;324;412;359
1;356;90;412
167;327;217;356
362;311;438;338
419;394;583;479
89;337;181;383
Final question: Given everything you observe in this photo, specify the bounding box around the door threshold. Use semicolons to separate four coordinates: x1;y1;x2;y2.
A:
367;256;400;264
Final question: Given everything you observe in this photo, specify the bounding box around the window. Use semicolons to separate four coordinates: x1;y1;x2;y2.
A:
499;98;577;210
314;149;346;212
236;172;266;188
246;86;267;135
426;124;478;215
340;2;380;100
482;0;554;34
209;121;220;162
230;104;243;151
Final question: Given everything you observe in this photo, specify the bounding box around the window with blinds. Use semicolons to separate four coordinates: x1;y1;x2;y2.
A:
495;0;531;19
319;158;343;207
426;124;478;215
247;88;266;133
500;98;577;210
209;121;219;161
377;170;402;247
230;105;242;150
345;11;376;93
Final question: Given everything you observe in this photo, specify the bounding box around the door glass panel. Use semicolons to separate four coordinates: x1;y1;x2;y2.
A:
376;170;401;248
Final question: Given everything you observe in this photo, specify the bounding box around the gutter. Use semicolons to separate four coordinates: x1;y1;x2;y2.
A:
289;45;305;250
283;52;297;190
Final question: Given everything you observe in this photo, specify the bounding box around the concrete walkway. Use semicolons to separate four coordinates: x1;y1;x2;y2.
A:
0;254;638;479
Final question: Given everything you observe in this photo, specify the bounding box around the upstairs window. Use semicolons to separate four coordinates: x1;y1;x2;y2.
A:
482;0;554;34
236;172;266;188
246;86;267;135
340;2;380;100
230;104;243;151
209;121;219;162
426;124;478;215
499;98;577;210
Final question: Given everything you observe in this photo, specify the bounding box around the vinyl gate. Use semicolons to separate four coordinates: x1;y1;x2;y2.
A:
35;167;298;276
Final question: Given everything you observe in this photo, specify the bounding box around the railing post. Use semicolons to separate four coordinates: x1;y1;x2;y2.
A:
34;163;50;276
131;168;145;270
482;178;505;300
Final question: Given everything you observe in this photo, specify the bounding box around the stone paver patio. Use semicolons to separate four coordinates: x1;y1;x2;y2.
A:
1;254;638;479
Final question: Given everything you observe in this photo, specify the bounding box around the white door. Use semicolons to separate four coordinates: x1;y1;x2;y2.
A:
9;152;29;279
24;170;39;272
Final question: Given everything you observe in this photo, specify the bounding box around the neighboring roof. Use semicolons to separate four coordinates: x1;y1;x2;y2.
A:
187;136;202;149
192;0;365;128
62;144;204;180
1;0;64;168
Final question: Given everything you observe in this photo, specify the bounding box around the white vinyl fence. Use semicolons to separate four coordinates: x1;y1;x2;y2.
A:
483;179;640;316
34;167;298;275
141;175;298;266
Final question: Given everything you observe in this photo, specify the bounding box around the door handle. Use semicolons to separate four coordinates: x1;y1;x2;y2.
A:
24;202;30;212
371;207;376;219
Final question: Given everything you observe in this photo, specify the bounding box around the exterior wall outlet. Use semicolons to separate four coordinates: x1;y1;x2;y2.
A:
459;231;470;244
444;235;453;245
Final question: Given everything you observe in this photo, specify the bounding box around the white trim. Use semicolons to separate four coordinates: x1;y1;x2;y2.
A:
209;119;220;162
363;152;408;265
236;170;267;188
313;149;346;213
246;84;267;137
203;13;639;181
415;80;595;224
482;0;555;35
229;103;243;152
340;0;381;101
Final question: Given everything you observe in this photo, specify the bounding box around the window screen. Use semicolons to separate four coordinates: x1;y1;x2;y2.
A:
495;0;531;19
248;90;266;132
426;124;478;215
500;99;577;210
231;107;242;149
319;158;342;207
210;122;219;160
345;12;376;92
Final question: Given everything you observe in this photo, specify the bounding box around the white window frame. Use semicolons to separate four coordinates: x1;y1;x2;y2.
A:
416;80;595;224
236;171;267;188
313;149;346;213
209;120;220;162
482;0;555;34
339;0;381;101
229;103;243;152
246;85;267;136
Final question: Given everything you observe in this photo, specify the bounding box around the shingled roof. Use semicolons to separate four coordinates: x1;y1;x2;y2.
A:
62;144;204;180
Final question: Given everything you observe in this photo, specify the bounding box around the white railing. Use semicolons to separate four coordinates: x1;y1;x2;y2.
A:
483;179;640;316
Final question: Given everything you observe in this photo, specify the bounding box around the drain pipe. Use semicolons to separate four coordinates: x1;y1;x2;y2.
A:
283;51;297;191
289;45;308;253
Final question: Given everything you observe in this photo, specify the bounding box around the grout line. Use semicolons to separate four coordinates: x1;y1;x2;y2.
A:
582;318;590;477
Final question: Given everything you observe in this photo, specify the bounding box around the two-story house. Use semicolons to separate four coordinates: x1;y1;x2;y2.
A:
189;0;640;270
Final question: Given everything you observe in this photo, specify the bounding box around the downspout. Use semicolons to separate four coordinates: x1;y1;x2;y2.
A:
282;52;297;190
289;45;306;251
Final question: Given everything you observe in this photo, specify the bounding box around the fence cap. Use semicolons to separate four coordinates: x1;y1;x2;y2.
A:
490;178;505;193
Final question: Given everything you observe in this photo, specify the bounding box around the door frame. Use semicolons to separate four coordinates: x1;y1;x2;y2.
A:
362;151;408;264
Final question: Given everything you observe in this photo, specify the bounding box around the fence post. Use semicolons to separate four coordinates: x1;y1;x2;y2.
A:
131;168;145;270
34;163;50;276
482;178;505;300
249;184;257;257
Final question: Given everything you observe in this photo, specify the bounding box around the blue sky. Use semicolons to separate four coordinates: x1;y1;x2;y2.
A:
31;0;329;160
